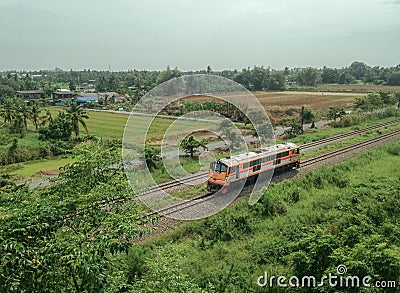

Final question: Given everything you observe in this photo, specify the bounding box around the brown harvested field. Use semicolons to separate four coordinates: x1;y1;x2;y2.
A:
254;91;367;123
183;91;363;110
253;91;363;110
309;84;400;93
182;91;366;124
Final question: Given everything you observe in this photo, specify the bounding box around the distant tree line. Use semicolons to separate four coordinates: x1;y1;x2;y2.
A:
1;62;400;100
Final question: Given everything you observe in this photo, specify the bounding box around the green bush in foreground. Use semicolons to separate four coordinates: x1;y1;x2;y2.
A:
0;141;154;292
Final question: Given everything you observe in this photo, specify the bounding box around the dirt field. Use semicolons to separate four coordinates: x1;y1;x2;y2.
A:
307;84;400;93
254;91;361;110
183;91;364;123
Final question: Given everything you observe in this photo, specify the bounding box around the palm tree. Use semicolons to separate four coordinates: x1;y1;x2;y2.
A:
30;103;42;131
15;101;31;130
40;109;53;126
66;102;89;136
0;97;16;124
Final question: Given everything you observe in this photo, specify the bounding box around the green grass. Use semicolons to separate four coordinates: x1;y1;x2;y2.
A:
48;107;175;141
0;128;43;150
300;123;400;160
125;141;400;292
278;116;399;145
170;184;207;199
0;156;76;177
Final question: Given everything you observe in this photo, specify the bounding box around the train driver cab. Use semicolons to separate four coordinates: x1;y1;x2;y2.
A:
209;160;228;179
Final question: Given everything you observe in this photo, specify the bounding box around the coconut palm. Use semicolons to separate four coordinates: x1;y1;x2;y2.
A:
15;102;31;130
66;102;89;136
40;109;53;126
30;103;42;131
0;97;16;124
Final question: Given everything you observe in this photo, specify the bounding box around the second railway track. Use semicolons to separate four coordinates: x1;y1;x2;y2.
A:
138;127;400;219
56;119;400;222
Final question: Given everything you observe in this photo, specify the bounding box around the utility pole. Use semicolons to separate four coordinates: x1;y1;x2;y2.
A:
301;106;304;133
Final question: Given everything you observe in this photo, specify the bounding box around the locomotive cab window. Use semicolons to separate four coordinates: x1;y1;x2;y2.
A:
293;148;300;154
212;161;228;173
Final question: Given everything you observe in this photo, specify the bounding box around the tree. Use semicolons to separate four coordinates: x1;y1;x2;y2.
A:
224;129;243;150
10;114;25;138
387;72;400;86
349;61;368;80
0;142;152;292
297;67;319;86
338;72;356;84
250;66;269;91
283;122;303;139
16;102;31;130
233;68;253;90
327;107;346;121
30;103;42;131
355;93;384;111
180;135;204;158
301;109;315;124
156;66;182;84
66;102;89;136
378;91;397;105
144;146;161;170
267;71;286;90
321;67;339;83
40;108;53;126
0;97;16;124
69;81;76;91
38;111;72;141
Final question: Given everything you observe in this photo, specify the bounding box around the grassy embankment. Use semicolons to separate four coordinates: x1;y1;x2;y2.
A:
121;141;400;292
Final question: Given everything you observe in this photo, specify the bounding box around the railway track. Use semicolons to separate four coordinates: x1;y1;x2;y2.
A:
300;118;400;151
137;118;400;202
60;119;400;222
301;128;400;167
138;127;400;219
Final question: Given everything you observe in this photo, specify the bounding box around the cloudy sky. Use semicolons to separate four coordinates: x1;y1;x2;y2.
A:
0;0;399;71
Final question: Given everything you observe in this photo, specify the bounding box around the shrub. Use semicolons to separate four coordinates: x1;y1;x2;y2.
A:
126;247;148;282
252;191;287;217
386;144;400;156
200;214;253;244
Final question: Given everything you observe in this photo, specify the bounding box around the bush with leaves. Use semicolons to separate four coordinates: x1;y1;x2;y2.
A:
38;111;72;141
180;135;207;158
0;141;154;292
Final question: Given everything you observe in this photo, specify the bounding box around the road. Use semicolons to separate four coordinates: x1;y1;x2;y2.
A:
160;119;332;158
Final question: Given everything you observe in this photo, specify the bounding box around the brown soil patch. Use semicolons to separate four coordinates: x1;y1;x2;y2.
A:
36;169;59;176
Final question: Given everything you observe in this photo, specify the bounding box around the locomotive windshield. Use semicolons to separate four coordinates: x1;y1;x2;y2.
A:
210;161;228;173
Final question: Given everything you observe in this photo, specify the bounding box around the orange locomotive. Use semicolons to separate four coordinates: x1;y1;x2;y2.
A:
207;143;300;193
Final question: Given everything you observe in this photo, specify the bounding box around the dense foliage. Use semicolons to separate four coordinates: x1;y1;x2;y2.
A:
0;141;153;292
1;61;400;99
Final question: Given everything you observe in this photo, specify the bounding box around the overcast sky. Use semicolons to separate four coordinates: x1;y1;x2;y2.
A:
0;0;399;71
